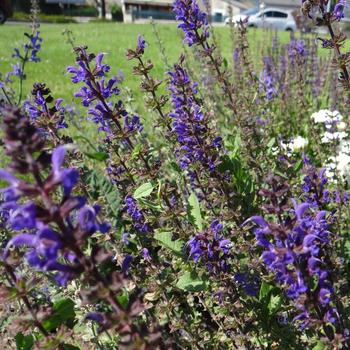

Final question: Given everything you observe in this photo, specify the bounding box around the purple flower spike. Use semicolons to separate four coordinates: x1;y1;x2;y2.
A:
173;0;209;46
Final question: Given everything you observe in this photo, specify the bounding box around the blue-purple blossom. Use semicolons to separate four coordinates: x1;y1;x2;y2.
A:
24;31;43;63
287;39;307;63
187;220;231;272
5;63;24;83
137;35;147;51
67;49;143;136
259;57;277;100
124;195;150;233
24;85;68;130
173;0;209;46
333;0;346;21
1;140;109;286
245;201;338;328
168;63;222;175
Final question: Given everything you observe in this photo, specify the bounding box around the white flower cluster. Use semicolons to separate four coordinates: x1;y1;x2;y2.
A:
327;141;350;178
311;109;350;179
311;109;347;143
279;136;308;156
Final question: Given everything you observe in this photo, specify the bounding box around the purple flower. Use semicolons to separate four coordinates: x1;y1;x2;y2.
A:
121;254;133;273
142;247;151;261
246;192;339;328
173;0;209;46
137;35;147;51
24;83;68;130
78;205;110;234
287;39;307;63
259;57;277;100
187;221;231;272
168;62;222;176
124;195;150;233
333;0;345;21
67;48;143;138
51;146;79;197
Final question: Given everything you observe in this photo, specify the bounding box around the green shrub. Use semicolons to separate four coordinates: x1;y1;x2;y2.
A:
10;12;77;23
111;4;123;22
63;6;99;17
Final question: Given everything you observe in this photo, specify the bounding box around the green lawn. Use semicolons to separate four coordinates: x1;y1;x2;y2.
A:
0;23;292;105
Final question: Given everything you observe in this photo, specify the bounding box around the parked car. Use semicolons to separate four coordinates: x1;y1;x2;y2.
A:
0;0;13;24
225;7;259;25
226;7;297;32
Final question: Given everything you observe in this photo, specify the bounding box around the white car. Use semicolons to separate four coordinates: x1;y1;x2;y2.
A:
226;7;297;32
225;8;259;25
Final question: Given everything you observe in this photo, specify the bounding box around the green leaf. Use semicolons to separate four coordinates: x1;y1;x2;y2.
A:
187;192;203;231
268;294;282;315
134;182;154;199
176;271;207;292
42;298;76;331
138;199;162;211
309;275;319;292
170;161;182;173
154;231;184;256
116;292;129;309
62;345;81;350
312;341;325;350
293;159;303;172
131;143;142;160
15;333;34;350
85;151;108;162
267;137;276;149
83;168;121;225
259;281;274;301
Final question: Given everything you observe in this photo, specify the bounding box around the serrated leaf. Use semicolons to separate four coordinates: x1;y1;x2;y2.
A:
42;298;75;331
187;192;202;231
268;294;282;315
134;182;154;199
83;168;121;225
15;333;34;350
259;281;274;301
176;271;207;292
154;231;184;256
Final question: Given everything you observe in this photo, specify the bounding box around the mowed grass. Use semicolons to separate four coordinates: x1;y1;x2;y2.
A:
0;22;293;105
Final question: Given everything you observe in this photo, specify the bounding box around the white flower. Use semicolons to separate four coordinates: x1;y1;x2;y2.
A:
335;153;350;177
292;136;308;150
337;121;347;131
311;109;332;123
280;136;308;154
311;109;343;124
321;131;347;143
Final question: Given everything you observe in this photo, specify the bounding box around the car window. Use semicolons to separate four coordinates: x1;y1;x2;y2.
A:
273;11;288;18
264;11;274;18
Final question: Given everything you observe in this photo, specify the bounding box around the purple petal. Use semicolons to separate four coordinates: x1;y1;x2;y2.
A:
0;170;18;184
4;233;37;257
52;146;66;173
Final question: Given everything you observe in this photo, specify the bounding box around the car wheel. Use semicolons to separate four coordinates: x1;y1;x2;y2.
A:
0;8;6;24
286;28;294;32
248;24;257;28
